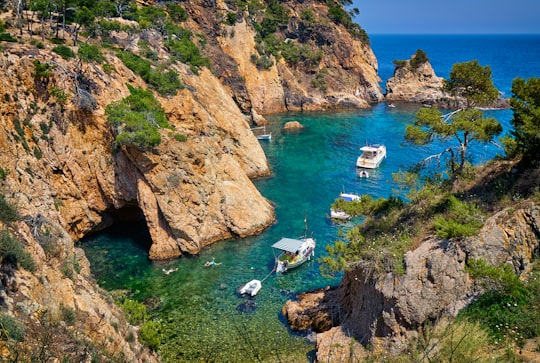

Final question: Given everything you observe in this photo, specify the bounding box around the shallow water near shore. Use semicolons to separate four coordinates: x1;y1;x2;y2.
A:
81;34;540;361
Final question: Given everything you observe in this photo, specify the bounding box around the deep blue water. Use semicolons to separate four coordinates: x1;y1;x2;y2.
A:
81;35;540;362
371;34;540;97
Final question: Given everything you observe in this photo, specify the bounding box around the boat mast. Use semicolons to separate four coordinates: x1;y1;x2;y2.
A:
303;211;308;239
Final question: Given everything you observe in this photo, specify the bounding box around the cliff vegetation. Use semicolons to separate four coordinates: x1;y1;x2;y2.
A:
0;0;384;360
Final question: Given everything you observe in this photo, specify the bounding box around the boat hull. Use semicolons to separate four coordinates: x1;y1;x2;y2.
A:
275;237;315;273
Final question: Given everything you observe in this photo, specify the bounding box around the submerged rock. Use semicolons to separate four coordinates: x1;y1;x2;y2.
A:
283;121;304;130
237;300;257;313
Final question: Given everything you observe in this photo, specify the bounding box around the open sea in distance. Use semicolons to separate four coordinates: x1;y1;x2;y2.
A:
81;34;540;362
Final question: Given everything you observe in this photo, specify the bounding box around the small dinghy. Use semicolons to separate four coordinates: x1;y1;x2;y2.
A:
240;279;262;297
358;169;369;178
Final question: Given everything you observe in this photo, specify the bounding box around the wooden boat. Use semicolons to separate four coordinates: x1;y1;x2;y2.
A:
273;237;315;273
356;144;386;169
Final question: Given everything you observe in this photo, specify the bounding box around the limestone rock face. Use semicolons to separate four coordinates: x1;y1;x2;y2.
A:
0;220;158;361
214;0;383;114
0;44;274;261
284;203;540;356
385;61;445;105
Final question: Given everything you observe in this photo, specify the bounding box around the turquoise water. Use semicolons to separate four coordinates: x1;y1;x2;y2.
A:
83;105;512;362
81;34;539;361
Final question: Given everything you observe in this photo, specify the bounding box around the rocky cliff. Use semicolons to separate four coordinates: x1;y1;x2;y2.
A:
284;201;540;361
0;0;383;359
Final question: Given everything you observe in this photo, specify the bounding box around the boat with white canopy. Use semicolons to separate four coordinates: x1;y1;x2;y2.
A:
272;235;315;274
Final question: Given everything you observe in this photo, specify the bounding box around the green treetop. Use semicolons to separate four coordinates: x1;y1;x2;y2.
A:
405;60;503;179
504;77;540;163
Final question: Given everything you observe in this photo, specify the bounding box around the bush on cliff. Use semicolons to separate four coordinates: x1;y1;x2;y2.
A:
106;85;170;150
117;50;183;97
0;195;18;224
0;229;36;272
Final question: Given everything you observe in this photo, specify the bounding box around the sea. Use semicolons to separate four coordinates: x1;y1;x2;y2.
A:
81;34;540;362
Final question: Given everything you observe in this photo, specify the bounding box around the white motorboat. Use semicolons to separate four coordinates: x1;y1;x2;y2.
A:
339;192;360;201
330;208;351;220
356;144;386;169
240;279;262;296
251;126;272;140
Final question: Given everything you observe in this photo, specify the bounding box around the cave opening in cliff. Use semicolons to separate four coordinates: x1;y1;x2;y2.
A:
84;205;152;251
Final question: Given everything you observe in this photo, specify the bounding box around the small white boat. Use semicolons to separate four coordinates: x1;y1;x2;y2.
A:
356;144;386;169
387;103;396;108
251;126;272;140
330;208;351;220
240;279;262;296
339;192;360;201
358;169;369;178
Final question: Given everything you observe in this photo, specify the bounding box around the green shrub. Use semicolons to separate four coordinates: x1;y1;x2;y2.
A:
106;85;170;149
461;259;540;347
33;146;42;159
174;133;187;142
433;196;483;239
117;50;152;79
225;12;237;26
52;45;75;60
117;50;183;96
0;167;8;181
78;43;105;63
148;69;183;97
410;49;429;70
33;60;53;79
97;20;123;32
119;298;148;325
393;59;408;69
165;38;211;73
50;86;68;108
166;3;188;22
0;229;36;272
60;305;77;326
311;69;328;91
0;195;18;223
0;314;25;342
139;320;162;351
0;32;17;42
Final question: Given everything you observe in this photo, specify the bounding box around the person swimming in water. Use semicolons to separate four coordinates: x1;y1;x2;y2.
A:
204;257;221;267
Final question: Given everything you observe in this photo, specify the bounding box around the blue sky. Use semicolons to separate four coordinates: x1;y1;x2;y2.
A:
351;0;540;34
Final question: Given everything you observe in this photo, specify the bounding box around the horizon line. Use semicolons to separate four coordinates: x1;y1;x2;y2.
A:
368;32;540;36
